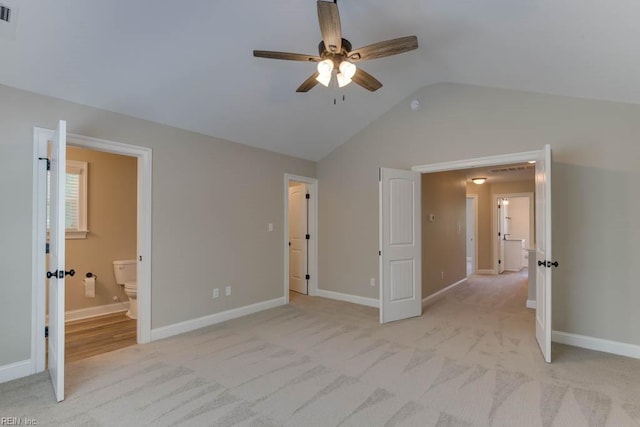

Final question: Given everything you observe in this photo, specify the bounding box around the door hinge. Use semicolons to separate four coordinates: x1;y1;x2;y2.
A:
498;259;501;264
139;255;142;262
498;232;501;236
38;157;50;171
44;326;48;338
305;274;310;280
45;243;50;254
305;193;310;199
305;234;310;240
379;250;382;256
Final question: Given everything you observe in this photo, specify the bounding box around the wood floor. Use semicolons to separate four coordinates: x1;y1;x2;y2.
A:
64;312;137;363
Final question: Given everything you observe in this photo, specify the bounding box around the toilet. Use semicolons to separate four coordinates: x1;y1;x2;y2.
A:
113;259;137;319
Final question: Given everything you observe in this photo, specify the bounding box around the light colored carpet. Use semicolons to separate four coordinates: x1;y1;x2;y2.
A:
2;271;640;426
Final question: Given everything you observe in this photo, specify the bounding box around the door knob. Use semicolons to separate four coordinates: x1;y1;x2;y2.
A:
537;260;547;267
64;269;76;277
547;261;559;268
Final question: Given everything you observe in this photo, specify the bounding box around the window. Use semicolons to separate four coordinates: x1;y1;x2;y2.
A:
47;160;89;239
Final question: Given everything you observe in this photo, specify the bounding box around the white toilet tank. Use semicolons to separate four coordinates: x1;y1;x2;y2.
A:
113;259;137;285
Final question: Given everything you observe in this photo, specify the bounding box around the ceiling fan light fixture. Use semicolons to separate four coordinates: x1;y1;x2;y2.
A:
472;177;487;185
339;60;356;79
336;72;352;88
316;72;332;87
317;59;334;76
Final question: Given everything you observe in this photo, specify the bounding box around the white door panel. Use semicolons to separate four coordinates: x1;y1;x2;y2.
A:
48;120;66;401
535;144;553;363
380;168;421;323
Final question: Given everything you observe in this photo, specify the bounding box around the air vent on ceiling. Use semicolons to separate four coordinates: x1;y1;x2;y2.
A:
488;165;534;173
0;5;10;22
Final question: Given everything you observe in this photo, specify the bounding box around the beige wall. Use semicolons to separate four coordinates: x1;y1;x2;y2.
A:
465;182;493;270
422;171;467;297
65;147;137;311
0;84;315;366
466;179;535;270
317;82;640;347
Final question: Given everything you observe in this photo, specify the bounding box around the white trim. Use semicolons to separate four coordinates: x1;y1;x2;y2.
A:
476;269;498;275
552;331;640;360
422;278;467;307
316;289;380;308
0;360;32;384
33;127;153;378
412;150;540;173
150;297;285;341
64;302;130;322
284;174;318;303
526;299;537;309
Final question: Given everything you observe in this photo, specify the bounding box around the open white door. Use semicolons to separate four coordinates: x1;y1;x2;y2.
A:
379;168;421;324
48;120;66;401
288;184;308;294
535;144;553;363
498;199;506;273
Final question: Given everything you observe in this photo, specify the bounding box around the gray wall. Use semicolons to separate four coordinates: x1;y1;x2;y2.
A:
317;82;640;346
0;84;315;366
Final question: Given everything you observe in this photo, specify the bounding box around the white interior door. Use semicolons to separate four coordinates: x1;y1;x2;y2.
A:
535;144;553;363
498;199;506;273
48;120;66;401
289;184;308;294
379;168;421;324
466;197;475;275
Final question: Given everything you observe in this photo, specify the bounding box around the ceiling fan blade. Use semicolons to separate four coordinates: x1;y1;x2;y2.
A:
348;36;418;62
253;50;321;62
352;68;382;92
317;1;342;53
296;72;320;92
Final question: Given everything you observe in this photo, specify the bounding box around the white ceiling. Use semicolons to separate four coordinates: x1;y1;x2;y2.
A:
2;1;640;161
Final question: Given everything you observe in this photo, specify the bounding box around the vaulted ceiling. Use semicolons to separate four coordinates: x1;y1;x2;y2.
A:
1;1;639;161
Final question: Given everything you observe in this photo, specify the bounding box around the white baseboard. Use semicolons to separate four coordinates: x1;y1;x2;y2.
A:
552;331;640;360
316;289;379;308
526;299;537;309
0;359;32;384
476;269;497;275
422;278;467;307
150;297;285;341
65;302;130;322
46;302;131;325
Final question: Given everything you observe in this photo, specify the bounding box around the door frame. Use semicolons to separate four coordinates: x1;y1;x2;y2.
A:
32;128;153;374
466;194;478;276
492;192;534;273
283;174;318;303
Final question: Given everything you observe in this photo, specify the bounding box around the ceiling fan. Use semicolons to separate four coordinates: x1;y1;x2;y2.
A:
253;0;418;92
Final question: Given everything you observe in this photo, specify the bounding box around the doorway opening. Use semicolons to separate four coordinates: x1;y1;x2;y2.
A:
283;174;318;304
32;128;152;376
409;147;552;362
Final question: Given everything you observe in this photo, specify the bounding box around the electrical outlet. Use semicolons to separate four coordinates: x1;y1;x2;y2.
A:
225;286;231;296
369;278;376;287
213;288;219;299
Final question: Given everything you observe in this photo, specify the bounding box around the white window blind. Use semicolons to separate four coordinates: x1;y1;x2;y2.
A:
47;160;88;239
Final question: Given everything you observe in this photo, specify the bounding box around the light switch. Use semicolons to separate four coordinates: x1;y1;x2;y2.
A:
429;213;436;222
268;223;273;232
